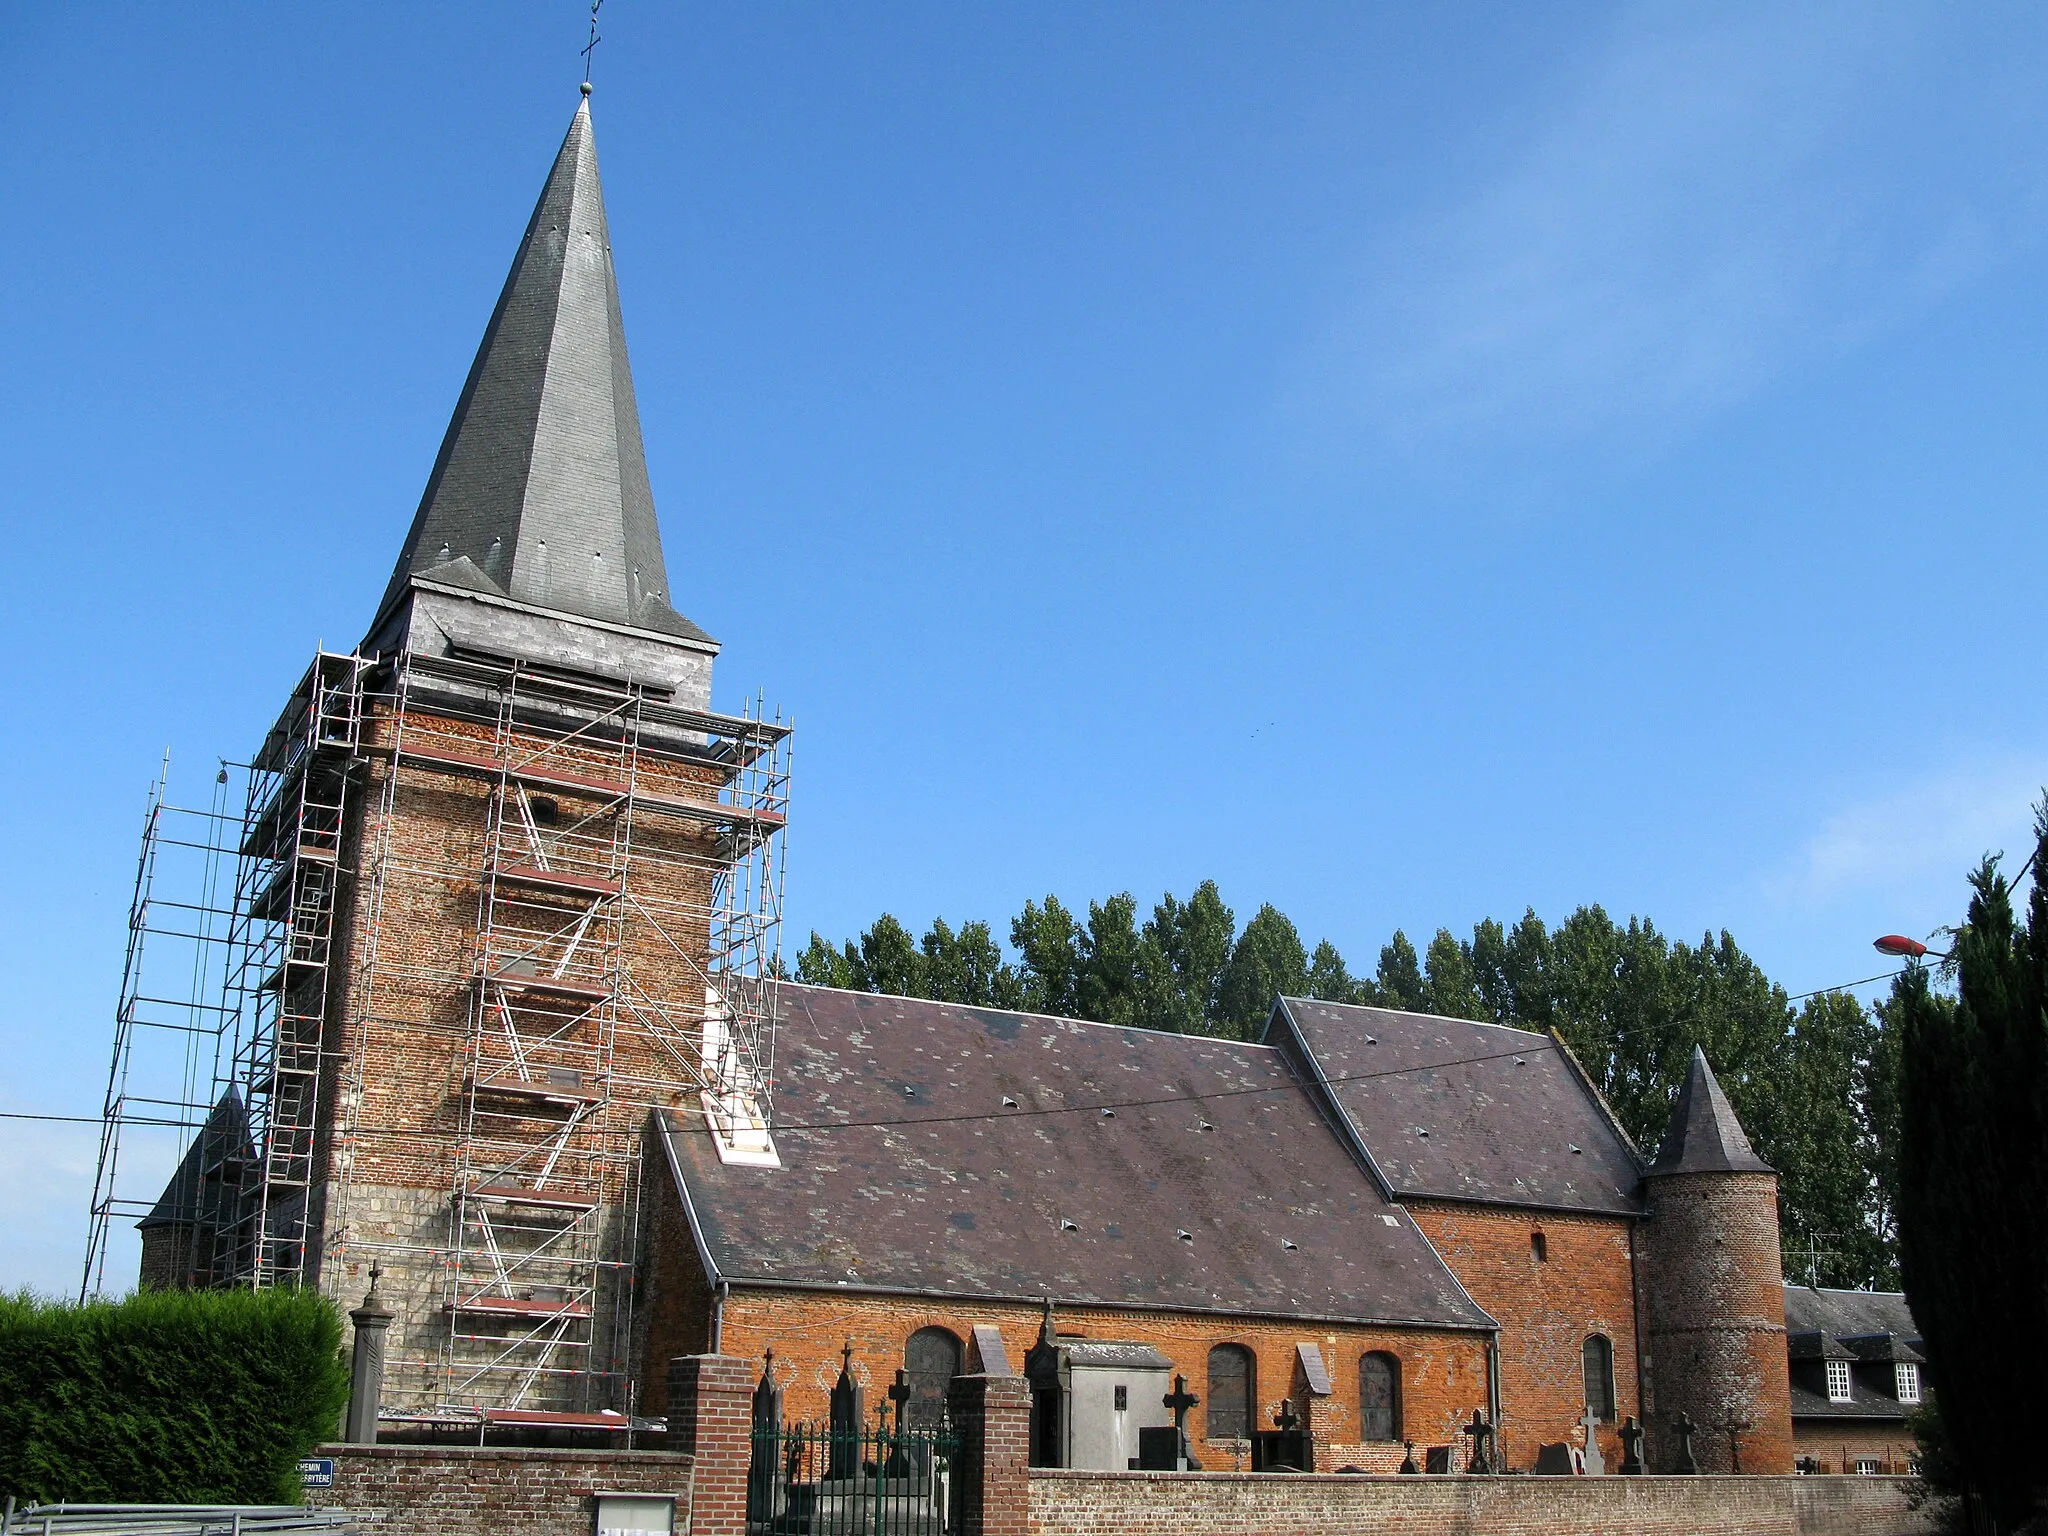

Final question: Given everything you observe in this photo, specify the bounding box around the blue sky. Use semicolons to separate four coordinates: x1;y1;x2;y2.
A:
4;3;2046;1295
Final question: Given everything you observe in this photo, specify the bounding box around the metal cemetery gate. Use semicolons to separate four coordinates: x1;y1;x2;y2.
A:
748;1418;958;1535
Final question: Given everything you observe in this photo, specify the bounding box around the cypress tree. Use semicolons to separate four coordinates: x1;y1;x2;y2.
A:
1894;815;2048;1528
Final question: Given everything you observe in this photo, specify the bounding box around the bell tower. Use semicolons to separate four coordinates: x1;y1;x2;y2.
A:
118;91;789;1428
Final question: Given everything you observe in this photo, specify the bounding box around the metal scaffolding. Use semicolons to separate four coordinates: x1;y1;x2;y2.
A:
84;643;789;1422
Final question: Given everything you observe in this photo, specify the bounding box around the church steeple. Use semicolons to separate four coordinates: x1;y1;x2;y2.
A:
375;91;708;645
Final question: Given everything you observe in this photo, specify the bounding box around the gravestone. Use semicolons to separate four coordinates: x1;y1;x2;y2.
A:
1251;1398;1312;1473
747;1350;786;1526
1578;1404;1605;1475
1532;1443;1577;1475
1463;1410;1495;1474
1617;1415;1645;1476
1672;1411;1699;1475
827;1340;866;1480
1398;1441;1420;1474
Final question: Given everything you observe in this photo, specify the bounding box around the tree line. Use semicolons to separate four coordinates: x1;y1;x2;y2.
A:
796;881;1899;1288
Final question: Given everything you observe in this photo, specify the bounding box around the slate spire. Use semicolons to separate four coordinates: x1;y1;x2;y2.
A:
375;91;706;642
1648;1045;1773;1176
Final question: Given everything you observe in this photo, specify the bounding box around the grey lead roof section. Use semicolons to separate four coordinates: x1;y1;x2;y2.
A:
1647;1046;1773;1176
660;985;1494;1331
375;97;711;645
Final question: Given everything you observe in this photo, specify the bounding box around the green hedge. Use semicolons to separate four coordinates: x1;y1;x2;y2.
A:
0;1287;349;1505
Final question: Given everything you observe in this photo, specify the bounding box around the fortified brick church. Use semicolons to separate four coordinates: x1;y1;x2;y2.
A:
140;93;1844;1480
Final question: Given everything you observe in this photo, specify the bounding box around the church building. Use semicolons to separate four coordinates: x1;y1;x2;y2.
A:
137;92;1797;1477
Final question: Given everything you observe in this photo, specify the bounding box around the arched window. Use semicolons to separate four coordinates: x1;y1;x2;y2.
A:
1359;1352;1402;1441
904;1327;963;1429
1582;1334;1615;1422
1206;1344;1255;1441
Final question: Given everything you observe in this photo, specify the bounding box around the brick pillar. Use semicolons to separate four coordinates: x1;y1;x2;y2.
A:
669;1354;755;1536
947;1372;1032;1536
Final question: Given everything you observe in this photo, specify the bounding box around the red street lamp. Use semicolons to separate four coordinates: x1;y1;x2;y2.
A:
1873;934;1949;960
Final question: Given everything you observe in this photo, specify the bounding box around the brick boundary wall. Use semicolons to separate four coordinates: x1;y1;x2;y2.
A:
306;1444;692;1536
949;1372;1033;1536
1027;1470;1933;1536
668;1353;755;1534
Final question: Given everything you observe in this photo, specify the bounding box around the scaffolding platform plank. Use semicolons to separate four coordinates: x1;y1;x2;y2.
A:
492;863;623;898
468;1074;603;1107
450;1295;593;1321
470;1182;600;1211
386;740;788;829
485;962;613;1003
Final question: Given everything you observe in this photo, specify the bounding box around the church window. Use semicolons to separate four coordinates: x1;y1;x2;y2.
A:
1531;1230;1548;1263
1826;1359;1853;1403
904;1327;963;1429
1359;1352;1401;1441
1581;1334;1615;1421
1207;1344;1255;1440
1895;1363;1921;1404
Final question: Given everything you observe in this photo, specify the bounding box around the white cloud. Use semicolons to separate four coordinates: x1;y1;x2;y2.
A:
1293;1;2048;457
1783;759;2046;910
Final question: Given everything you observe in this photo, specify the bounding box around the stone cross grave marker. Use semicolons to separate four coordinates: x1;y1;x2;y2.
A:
1577;1404;1605;1475
1672;1412;1699;1475
1617;1415;1645;1476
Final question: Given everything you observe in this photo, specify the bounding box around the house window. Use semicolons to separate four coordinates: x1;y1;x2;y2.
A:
1854;1457;1881;1475
1531;1231;1548;1263
1826;1359;1853;1403
1581;1334;1615;1422
1359;1353;1401;1441
1207;1344;1255;1441
1895;1363;1921;1404
904;1326;962;1429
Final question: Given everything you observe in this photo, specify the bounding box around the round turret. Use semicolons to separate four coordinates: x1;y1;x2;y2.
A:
1637;1047;1793;1474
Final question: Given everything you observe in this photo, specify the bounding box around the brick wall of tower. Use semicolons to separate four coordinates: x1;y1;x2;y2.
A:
1403;1203;1640;1471
1638;1170;1793;1474
643;1281;1492;1468
306;696;732;1414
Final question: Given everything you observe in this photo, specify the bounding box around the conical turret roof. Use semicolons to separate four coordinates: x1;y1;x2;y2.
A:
375;93;709;644
1647;1045;1773;1176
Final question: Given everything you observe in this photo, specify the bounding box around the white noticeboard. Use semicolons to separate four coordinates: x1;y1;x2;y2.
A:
593;1492;676;1536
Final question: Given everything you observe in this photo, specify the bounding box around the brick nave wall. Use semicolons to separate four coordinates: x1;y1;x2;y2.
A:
1404;1202;1640;1471
678;1284;1490;1466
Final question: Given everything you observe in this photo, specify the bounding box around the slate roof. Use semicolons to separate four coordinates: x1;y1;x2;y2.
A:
658;985;1495;1331
1782;1284;1921;1344
375;94;710;646
1783;1286;1925;1423
1647;1046;1772;1175
1269;998;1643;1216
138;1090;250;1230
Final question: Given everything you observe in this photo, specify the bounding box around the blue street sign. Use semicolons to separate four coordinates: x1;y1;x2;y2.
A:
298;1457;335;1489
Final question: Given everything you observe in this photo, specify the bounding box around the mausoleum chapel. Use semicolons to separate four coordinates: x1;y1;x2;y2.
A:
125;92;1880;1480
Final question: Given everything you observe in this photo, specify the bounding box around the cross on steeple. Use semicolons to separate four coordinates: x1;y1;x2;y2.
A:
581;0;603;86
